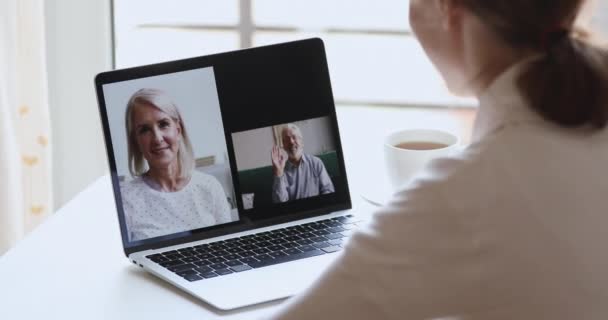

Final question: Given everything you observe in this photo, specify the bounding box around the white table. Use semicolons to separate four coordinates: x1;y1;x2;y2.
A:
0;105;474;319
0;174;296;319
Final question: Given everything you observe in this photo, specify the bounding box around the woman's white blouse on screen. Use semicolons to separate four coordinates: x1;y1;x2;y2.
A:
121;170;233;241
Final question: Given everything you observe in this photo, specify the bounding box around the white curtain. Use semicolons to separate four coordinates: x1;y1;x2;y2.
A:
0;0;52;254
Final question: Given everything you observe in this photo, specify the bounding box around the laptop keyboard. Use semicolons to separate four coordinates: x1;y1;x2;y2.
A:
145;215;362;282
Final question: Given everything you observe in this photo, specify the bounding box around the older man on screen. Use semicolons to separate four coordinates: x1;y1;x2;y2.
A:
271;123;335;203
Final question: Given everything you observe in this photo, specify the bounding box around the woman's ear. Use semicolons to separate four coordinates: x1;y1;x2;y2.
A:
438;0;464;32
176;120;183;136
575;0;596;35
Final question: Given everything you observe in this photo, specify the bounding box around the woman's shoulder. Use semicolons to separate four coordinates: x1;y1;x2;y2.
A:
391;127;559;211
119;176;147;194
389;141;503;210
190;170;223;189
118;176;153;207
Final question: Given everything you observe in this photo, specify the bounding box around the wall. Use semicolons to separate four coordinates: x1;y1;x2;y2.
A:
297;117;337;155
45;0;112;209
231;126;274;171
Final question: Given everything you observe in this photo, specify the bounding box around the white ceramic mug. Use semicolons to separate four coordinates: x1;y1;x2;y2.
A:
384;129;460;191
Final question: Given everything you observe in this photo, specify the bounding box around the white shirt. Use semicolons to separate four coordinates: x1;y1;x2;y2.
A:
121;170;233;242
271;60;608;319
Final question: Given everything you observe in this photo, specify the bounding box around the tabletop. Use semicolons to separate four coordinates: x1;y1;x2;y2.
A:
0;105;475;319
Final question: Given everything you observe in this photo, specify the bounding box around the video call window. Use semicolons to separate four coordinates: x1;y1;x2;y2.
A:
232;117;340;211
102;67;239;242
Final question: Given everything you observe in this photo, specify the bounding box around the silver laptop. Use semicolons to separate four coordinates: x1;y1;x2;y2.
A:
94;38;359;310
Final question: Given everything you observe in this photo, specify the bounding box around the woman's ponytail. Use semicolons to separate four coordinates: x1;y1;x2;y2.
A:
519;33;608;128
462;0;608;130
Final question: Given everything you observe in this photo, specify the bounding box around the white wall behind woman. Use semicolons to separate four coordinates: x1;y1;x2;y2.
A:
45;0;112;209
231;126;275;171
297;117;337;155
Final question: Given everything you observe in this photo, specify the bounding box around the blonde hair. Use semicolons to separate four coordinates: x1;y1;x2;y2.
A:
462;0;608;129
124;88;194;177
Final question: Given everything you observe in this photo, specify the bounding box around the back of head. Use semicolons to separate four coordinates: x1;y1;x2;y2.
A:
462;0;608;129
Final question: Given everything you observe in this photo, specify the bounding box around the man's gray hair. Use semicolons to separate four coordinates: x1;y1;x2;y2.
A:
281;123;303;140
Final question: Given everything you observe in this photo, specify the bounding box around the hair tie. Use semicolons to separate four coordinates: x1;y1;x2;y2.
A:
539;26;570;51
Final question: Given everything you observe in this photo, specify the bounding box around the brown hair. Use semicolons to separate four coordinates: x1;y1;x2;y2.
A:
461;0;608;129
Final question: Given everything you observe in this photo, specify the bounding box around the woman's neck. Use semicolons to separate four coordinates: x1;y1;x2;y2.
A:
144;162;187;192
461;13;538;98
466;43;540;99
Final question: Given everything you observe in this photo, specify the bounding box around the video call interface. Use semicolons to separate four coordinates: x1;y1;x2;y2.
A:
102;53;346;245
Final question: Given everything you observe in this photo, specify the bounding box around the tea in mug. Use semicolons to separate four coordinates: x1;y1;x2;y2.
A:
395;141;449;150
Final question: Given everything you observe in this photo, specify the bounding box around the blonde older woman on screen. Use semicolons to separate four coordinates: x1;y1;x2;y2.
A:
120;88;232;242
272;0;608;319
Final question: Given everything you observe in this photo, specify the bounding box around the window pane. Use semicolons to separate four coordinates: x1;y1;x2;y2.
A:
254;33;475;107
114;0;240;68
591;0;608;34
115;29;239;68
114;0;239;26
253;0;410;31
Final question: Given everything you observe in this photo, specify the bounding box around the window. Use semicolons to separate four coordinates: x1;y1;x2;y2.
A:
113;0;474;108
113;0;608;109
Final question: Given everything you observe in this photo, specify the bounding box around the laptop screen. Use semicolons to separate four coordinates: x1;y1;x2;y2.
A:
96;39;350;252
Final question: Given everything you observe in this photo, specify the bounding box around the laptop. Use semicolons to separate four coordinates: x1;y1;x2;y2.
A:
94;38;361;310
